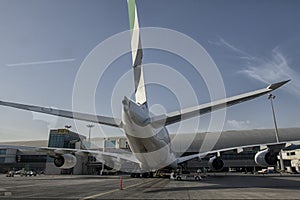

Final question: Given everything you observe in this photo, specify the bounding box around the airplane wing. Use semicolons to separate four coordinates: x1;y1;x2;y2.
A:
40;146;141;172
0;101;122;127
0;144;140;171
151;80;290;126
177;141;288;164
37;147;138;162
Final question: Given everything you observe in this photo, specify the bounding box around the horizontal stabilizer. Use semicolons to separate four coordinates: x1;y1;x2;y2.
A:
151;80;290;126
0;101;122;127
267;79;290;90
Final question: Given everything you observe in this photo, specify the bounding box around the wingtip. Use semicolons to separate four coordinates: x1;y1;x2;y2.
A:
267;79;291;90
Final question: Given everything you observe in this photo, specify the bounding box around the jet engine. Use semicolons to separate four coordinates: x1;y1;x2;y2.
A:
254;149;278;167
208;156;224;171
54;154;77;169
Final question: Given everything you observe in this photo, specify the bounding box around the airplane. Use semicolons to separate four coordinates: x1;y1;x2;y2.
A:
0;0;291;176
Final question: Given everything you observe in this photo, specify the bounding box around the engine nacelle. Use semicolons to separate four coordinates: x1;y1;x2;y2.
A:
254;149;278;167
208;156;224;171
54;154;77;169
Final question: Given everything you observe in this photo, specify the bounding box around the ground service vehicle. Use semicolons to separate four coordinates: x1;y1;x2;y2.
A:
170;171;202;181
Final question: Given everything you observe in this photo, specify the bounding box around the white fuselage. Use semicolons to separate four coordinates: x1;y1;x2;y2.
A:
121;97;177;172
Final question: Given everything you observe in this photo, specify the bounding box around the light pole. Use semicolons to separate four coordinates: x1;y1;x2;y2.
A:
64;125;72;130
87;124;94;143
101;138;106;175
268;94;285;171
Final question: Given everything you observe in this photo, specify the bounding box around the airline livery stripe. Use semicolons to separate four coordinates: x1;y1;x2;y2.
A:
127;0;136;37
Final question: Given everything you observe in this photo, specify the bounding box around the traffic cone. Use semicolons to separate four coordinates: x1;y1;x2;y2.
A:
119;176;123;190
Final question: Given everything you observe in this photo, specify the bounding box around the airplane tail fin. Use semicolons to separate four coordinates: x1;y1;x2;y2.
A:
127;0;147;107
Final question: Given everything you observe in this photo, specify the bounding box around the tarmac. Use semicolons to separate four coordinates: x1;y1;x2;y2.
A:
1;173;300;199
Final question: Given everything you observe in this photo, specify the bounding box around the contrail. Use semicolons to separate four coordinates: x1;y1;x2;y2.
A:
6;58;76;67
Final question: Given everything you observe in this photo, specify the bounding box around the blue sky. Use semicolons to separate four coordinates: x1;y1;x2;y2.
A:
0;0;299;142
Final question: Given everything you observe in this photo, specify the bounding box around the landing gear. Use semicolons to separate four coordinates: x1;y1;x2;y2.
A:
130;173;140;178
178;162;188;171
131;172;153;178
141;172;154;178
149;172;154;178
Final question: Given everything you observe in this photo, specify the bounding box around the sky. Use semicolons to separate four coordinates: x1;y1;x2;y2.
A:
0;0;299;142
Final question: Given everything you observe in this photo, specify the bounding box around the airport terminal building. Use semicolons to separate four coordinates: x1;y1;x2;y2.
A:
0;129;87;174
0;146;47;174
0;128;128;175
1;128;300;174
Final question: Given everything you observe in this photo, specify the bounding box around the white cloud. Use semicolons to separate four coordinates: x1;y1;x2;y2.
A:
227;119;251;130
211;37;300;97
32;112;58;130
208;37;255;60
239;48;300;96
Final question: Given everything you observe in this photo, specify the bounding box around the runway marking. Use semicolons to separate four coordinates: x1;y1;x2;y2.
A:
80;178;156;200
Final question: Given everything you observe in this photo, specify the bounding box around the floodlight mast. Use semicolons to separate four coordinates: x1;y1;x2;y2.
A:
268;93;285;171
87;124;94;143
